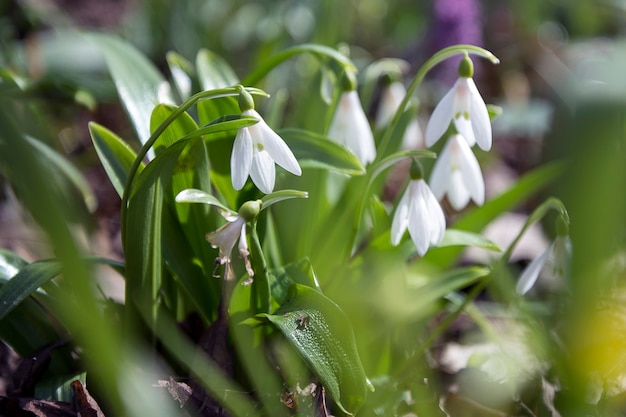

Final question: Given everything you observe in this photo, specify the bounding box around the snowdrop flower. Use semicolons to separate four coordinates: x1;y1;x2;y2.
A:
429;134;484;210
516;216;571;295
206;200;261;279
425;54;492;151
328;72;377;165
376;80;407;128
376;79;424;150
231;90;301;194
391;160;446;256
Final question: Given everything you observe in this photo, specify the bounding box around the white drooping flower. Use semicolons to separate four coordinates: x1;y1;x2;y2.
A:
328;90;377;166
376;81;407;128
376;80;424;150
425;55;492;151
231;109;302;194
429;134;485;210
516;217;572;295
205;199;262;279
391;177;446;256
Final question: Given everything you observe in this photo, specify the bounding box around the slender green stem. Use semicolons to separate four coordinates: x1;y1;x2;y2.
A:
120;86;268;247
377;44;500;159
249;225;271;314
500;197;568;262
242;43;357;86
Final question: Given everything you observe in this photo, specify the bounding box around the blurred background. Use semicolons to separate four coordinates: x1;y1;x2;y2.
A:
1;0;625;416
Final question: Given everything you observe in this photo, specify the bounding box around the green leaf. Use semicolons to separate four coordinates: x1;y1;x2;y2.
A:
409;266;491;308
267;258;322;306
261;190;309;210
175;188;232;212
179;114;259;141
196;48;239;90
124;143;187;327
87;33;166;144
0;249;28;281
438;229;501;251
166;51;194;101
277;128;365;175
150;104;199;152
0;260;61;320
25;136;97;213
89;122;141;197
261;284;367;415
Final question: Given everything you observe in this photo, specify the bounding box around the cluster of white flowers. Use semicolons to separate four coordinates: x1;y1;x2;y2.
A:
390;53;493;256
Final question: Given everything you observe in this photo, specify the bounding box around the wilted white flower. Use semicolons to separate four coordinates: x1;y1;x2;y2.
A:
425;56;492;151
231;109;302;194
329;90;377;166
206;200;262;279
429;134;484;210
391;178;446;256
516;234;572;295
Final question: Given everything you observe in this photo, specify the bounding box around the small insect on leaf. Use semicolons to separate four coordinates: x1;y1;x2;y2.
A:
297;314;310;329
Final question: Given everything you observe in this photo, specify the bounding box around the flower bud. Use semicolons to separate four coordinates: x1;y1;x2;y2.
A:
409;159;424;181
457;53;474;78
238;199;262;222
556;214;569;237
238;88;255;112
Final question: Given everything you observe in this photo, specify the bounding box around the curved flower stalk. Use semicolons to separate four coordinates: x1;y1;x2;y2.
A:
425;53;492;151
429;134;484;210
231;89;302;194
391;160;445;256
516;216;572;295
328;72;377;166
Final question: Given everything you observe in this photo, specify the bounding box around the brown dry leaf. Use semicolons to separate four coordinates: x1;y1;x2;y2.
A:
71;380;105;417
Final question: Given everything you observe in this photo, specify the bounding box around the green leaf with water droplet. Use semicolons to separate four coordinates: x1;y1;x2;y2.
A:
261;284;367;415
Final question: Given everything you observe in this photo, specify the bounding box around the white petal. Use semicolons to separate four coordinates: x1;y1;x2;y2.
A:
466;78;492;151
391;185;411;246
453;115;476;147
407;186;430;256
376;81;406;128
231;128;253;190
419;180;446;245
517;243;554;295
257;120;302;176
206;217;245;257
250;150;276;194
429;139;453;201
330;91;376;165
401;117;424;150
454;135;485;206
447;169;471;210
425;81;457;147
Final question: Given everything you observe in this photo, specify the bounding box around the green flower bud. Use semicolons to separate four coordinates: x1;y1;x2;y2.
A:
238;199;262;222
555;214;569;237
458;53;474;78
341;69;358;92
238;88;255;112
409;159;424;181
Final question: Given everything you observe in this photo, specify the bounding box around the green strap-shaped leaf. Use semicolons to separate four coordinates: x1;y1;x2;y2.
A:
277;128;365;175
0;259;61;320
150;103;199;152
0;249;29;281
87;33;166;144
261;284;368;415
438;229;501;251
166;51;194;101
196;48;239;91
25;136;98;213
89;122;141;198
